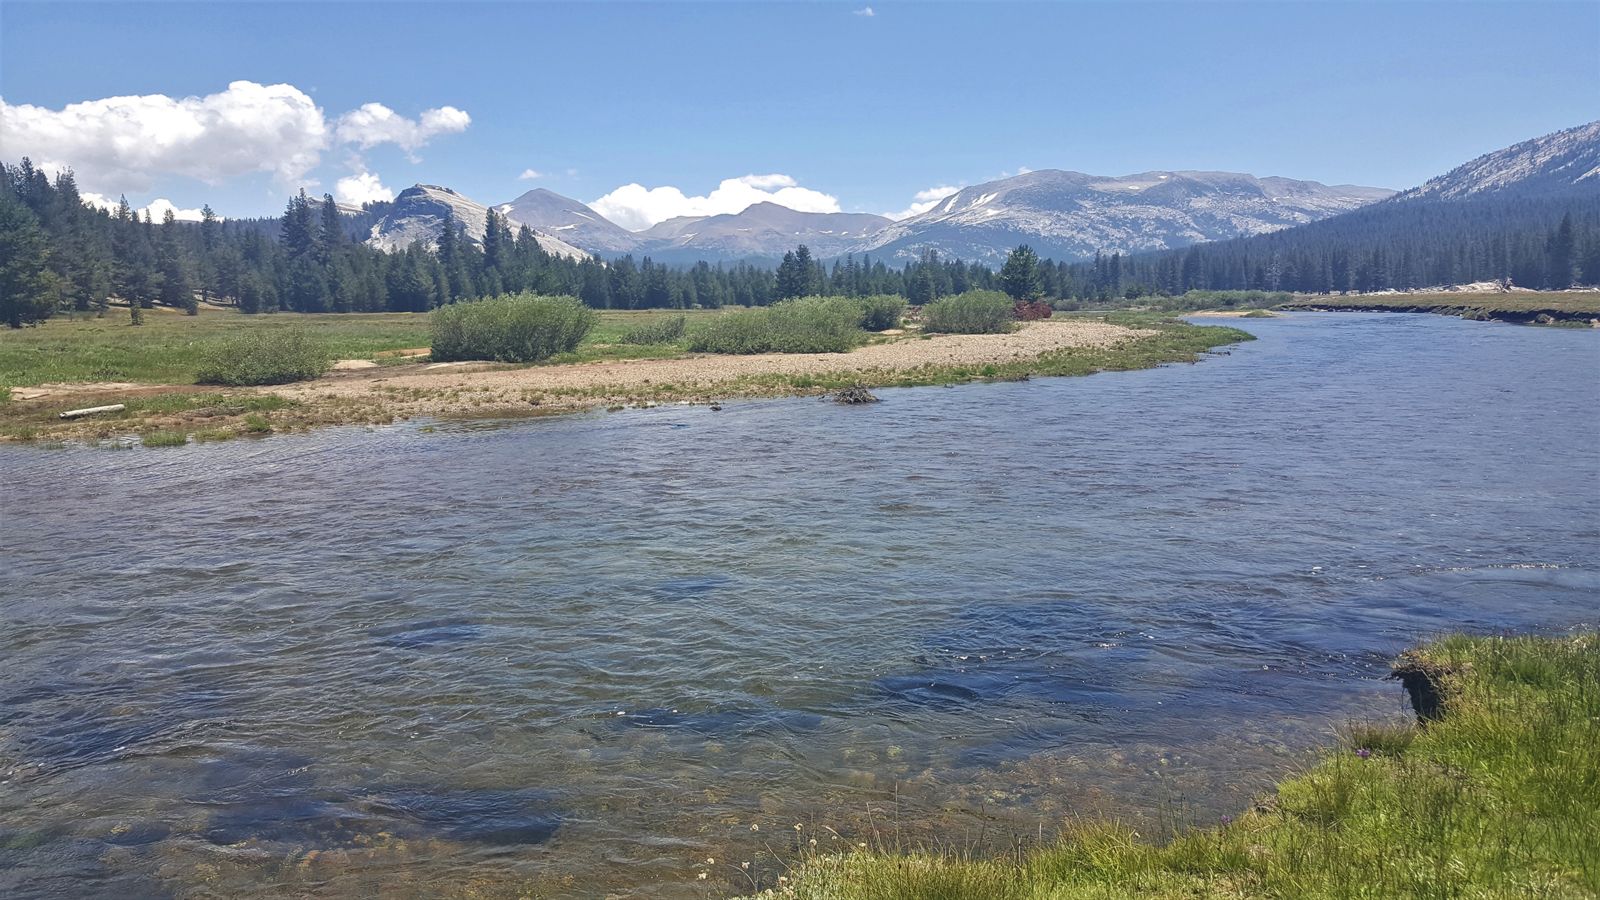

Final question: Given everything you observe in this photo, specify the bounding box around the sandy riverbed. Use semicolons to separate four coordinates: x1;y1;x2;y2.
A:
275;319;1150;416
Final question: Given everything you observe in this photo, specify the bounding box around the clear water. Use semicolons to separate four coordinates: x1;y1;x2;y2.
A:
2;313;1596;897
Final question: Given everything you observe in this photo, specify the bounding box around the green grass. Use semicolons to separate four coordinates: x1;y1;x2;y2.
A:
1282;291;1600;321
619;314;688;345
781;633;1600;899
139;430;188;448
0;307;433;388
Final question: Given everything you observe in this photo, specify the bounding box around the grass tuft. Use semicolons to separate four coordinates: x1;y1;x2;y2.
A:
783;633;1600;899
140;430;188;448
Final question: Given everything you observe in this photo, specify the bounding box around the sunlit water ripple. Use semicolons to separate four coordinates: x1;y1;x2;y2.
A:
1;312;1596;897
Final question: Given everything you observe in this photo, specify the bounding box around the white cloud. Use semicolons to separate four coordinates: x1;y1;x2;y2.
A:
80;191;119;212
854;6;875;16
884;184;961;220
518;168;544;180
335;170;394;206
77;191;205;221
335;102;470;158
590;174;841;231
0;82;472;198
144;198;205;222
1;80;328;192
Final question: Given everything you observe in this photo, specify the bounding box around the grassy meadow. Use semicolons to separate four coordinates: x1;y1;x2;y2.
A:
775;633;1600;900
0;305;733;389
1284;291;1600;322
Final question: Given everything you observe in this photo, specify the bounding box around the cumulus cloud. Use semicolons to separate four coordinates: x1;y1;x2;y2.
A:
144;198;206;222
0;81;472;199
884;185;961;220
590;174;841;231
335;170;394;206
335;102;470;157
78;191;205;221
854;6;875;16
1;80;327;191
518;168;544;180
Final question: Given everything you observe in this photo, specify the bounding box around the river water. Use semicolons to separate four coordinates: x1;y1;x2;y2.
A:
2;313;1596;897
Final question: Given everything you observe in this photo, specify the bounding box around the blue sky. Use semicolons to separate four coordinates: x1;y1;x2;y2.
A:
2;1;1596;226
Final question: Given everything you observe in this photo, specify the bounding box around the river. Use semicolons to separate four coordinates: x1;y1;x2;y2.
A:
2;312;1596;897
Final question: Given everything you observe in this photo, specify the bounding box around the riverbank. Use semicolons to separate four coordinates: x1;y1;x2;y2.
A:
1283;290;1600;325
0;314;1251;444
773;632;1599;899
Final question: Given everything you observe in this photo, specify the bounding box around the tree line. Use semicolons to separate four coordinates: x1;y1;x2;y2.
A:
1047;194;1600;302
3;158;1010;327
5;154;1597;328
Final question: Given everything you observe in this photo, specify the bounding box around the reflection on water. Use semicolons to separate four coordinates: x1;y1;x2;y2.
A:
2;313;1597;897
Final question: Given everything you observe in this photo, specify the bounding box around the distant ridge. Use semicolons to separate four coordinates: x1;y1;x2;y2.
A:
849;170;1394;266
1388;120;1600;203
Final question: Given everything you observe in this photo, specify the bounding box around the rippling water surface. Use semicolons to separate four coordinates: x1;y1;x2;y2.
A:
2;313;1597;897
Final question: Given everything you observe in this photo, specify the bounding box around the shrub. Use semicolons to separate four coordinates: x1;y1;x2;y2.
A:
1013;299;1054;321
688;297;864;354
619;315;687;345
857;294;907;331
431;293;595;363
923;291;1016;334
195;328;333;385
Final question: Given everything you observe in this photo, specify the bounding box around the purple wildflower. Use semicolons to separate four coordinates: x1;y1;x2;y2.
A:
1356;748;1372;760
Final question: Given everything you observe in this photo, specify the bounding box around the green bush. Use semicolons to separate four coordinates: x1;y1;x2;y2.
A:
195;328;333;385
688;297;864;354
857;294;907;331
431;293;595;363
923;291;1016;334
619;315;687;345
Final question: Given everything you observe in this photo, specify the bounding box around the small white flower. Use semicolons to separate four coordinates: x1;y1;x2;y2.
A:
697;871;707;880
741;861;750;869
706;857;715;865
750;823;760;832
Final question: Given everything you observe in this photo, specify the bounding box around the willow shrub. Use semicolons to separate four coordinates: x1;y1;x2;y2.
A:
431;293;595;363
688;297;864;354
857;294;908;331
195;328;333;385
923;290;1016;334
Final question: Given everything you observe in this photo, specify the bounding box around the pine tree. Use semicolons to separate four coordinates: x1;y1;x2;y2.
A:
0;191;56;327
999;244;1043;300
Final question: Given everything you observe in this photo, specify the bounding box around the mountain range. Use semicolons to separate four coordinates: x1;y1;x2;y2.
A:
364;121;1599;267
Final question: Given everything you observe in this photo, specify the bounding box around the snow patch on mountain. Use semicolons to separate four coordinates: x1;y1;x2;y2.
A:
1389;120;1600;202
368;185;588;259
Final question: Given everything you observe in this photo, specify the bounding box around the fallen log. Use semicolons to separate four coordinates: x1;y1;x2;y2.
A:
59;403;126;420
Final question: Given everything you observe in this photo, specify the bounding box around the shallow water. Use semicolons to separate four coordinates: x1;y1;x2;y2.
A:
2;312;1597;897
